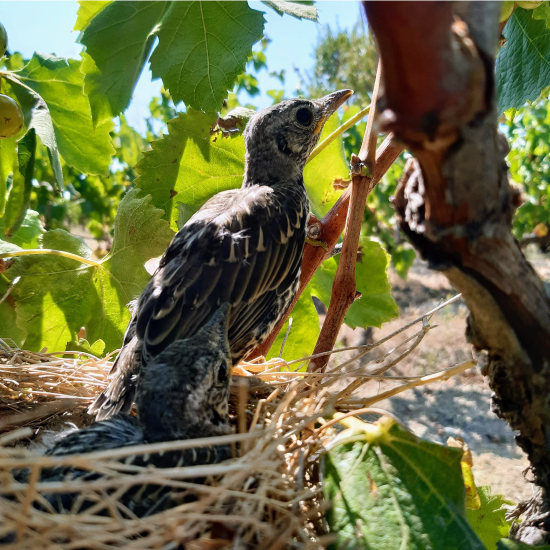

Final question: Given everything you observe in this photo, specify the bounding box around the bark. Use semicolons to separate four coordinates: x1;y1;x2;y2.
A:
364;1;550;543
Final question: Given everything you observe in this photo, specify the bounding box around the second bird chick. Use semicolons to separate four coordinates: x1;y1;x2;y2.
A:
17;303;233;518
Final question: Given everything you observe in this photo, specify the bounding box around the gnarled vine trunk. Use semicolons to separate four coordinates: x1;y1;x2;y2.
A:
363;1;550;543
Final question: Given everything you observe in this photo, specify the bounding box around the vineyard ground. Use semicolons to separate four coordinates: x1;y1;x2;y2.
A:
328;248;550;503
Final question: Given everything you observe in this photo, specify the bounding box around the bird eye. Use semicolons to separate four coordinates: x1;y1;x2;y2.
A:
217;363;229;383
296;107;313;126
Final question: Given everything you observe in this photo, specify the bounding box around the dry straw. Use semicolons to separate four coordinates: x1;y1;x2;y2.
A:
0;295;474;549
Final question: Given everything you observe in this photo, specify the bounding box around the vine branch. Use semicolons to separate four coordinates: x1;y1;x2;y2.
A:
309;61;382;373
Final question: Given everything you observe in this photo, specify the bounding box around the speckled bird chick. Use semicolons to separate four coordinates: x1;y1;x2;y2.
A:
22;304;232;516
90;90;353;421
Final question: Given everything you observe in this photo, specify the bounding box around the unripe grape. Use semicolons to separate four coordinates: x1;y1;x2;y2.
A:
0;22;7;58
0;94;24;139
500;1;515;22
516;1;543;8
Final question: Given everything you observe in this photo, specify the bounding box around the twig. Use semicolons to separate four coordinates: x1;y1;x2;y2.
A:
340;360;477;409
307;103;371;163
309;61;382;373
0;275;20;306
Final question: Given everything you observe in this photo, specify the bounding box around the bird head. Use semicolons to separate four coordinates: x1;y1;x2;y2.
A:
136;303;232;442
242;89;353;186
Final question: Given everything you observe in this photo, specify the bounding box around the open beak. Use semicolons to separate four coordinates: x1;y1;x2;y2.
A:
312;89;354;134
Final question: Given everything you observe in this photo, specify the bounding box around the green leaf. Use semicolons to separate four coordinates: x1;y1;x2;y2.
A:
497;8;550;114
0;209;44;250
16;53;114;175
74;0;112;31
4;73;64;187
135;109;245;231
3;129;37;238
0;136;16;217
467;486;514;550
261;0;318;21
79;1;167;124
497;540;550;550
311;238;399;330
324;418;486;550
114;115;147;168
150;1;265;112
532;2;550;27
303;112;349;218
3;189;174;352
267;286;320;363
65;338;106;356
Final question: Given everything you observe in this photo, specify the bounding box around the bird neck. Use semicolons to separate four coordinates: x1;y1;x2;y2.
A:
242;147;305;188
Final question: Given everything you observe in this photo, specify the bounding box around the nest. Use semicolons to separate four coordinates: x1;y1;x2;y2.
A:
0;296;474;549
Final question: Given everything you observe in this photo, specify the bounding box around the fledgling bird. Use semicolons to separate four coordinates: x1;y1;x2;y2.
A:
90;89;353;421
19;304;232;516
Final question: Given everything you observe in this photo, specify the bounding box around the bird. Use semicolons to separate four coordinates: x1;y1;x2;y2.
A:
15;303;233;517
89;89;353;421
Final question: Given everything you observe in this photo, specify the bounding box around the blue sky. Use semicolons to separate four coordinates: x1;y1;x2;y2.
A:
0;1;362;133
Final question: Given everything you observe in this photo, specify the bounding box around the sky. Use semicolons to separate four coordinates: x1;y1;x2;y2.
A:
0;1;363;133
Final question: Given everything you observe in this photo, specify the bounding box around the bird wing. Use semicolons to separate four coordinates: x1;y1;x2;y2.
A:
46;414;143;456
136;183;306;363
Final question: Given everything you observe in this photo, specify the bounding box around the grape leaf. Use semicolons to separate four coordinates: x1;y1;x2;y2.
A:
4;73;64;187
15;53;114;175
311;238;399;329
3;129;37;238
304;112;349;218
325;417;485;550
467;486;514;550
149;1;265;112
2;189;174;352
532;3;550;28
66;338;106;356
78;1;167;125
0;136;16;217
261;0;318;21
0;209;44;250
135;109;245;231
497;8;550;114
74;0;112;31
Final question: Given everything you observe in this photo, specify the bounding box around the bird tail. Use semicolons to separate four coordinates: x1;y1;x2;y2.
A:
88;336;140;421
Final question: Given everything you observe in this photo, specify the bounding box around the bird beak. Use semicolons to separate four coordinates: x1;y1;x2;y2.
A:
312;89;354;134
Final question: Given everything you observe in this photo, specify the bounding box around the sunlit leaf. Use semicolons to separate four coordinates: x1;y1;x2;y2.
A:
15;53;114;175
2;189;173;352
467;486;514;550
135;109;245;231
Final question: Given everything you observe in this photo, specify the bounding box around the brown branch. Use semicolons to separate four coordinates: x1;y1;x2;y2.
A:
249;135;402;360
364;2;550;543
308;62;383;373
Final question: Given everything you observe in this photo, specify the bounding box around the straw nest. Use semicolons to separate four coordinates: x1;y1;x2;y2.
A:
0;296;473;549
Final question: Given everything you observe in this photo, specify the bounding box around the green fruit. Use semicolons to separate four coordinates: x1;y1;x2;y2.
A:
0;22;7;58
516;1;543;8
0;94;24;139
500;1;515;22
